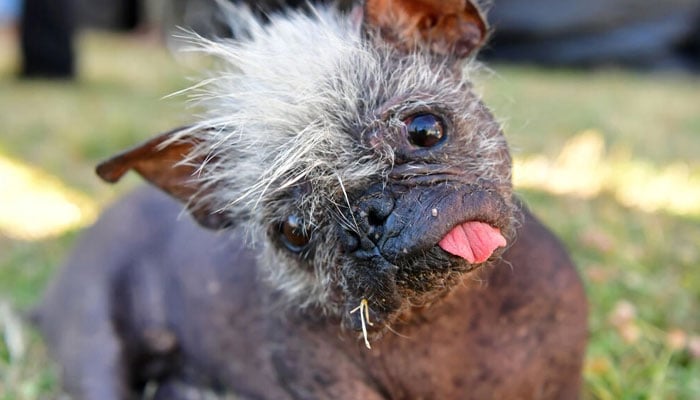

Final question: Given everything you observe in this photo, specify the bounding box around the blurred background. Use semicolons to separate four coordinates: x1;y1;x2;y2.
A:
0;0;699;398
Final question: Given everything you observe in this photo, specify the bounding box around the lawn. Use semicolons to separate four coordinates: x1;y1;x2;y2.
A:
1;29;699;399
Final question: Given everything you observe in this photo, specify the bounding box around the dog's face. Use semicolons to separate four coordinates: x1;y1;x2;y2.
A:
97;0;515;340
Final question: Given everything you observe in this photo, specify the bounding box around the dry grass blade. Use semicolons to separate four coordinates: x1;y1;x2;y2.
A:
350;298;374;349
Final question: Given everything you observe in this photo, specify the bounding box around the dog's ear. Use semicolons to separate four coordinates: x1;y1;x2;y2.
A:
364;0;488;58
96;127;230;230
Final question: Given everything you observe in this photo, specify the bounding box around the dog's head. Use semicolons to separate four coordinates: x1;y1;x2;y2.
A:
97;0;515;342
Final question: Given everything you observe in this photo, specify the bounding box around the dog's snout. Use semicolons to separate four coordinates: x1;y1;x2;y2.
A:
340;190;395;254
359;194;394;229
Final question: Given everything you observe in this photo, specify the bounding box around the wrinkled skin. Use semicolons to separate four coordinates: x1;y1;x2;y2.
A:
337;180;513;332
35;187;587;399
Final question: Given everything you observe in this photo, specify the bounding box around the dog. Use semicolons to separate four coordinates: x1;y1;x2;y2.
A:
34;1;588;398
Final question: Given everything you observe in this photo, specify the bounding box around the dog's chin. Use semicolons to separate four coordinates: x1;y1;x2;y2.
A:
340;246;501;339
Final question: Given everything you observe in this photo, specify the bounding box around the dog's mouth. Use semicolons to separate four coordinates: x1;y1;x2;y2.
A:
338;182;513;341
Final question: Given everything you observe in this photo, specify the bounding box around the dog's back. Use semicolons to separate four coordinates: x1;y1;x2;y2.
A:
35;187;285;398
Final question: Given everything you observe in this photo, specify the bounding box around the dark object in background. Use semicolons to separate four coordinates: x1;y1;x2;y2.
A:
71;0;347;34
19;0;76;78
63;0;700;71
163;0;353;39
483;0;700;71
74;0;142;30
160;0;700;71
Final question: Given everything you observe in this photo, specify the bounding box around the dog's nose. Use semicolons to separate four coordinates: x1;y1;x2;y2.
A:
340;190;395;253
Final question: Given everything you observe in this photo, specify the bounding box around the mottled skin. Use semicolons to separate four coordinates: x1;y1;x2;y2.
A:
36;187;587;399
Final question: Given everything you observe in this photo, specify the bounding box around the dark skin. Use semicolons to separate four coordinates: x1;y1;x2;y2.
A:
35;187;587;399
35;1;587;398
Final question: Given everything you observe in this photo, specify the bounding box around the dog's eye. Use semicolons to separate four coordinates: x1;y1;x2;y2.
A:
405;113;445;147
279;215;311;253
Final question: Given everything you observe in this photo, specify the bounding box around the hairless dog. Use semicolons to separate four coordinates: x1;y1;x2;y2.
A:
35;1;587;398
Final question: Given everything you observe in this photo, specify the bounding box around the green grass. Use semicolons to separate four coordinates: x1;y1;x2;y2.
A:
1;30;699;399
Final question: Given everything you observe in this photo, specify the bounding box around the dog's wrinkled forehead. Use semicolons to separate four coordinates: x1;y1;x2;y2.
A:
187;7;490;226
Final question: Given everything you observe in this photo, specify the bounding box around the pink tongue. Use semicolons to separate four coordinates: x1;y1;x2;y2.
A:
438;222;506;264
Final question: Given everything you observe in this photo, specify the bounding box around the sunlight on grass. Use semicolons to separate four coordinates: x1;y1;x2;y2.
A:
514;130;700;217
0;154;97;240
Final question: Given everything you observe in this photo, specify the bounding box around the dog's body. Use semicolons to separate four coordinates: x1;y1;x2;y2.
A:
38;187;586;399
35;2;587;399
